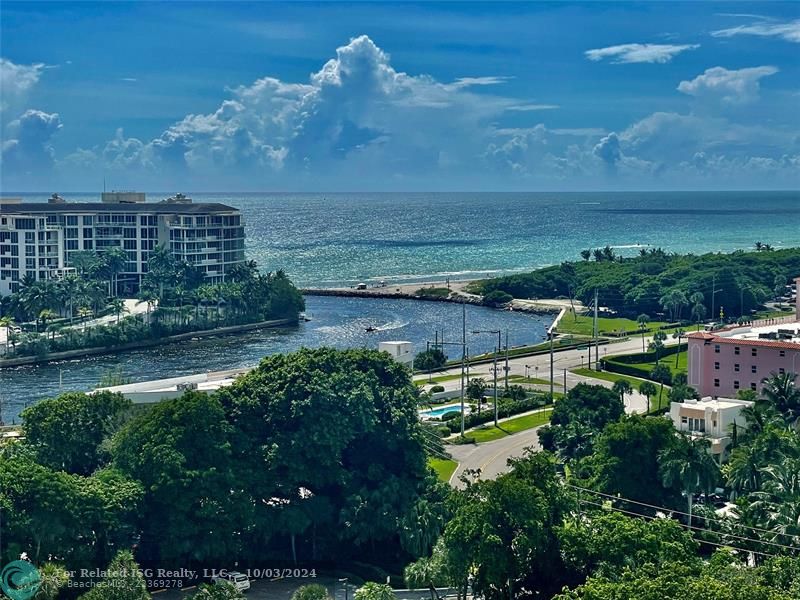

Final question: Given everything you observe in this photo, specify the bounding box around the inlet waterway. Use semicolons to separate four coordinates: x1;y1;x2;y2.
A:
0;295;552;422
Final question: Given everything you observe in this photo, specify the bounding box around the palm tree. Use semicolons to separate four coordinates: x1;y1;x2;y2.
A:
580;249;591;261
749;458;800;544
612;379;632;405
754;241;764;252
725;443;764;497
660;289;689;322
638;380;657;414
59;274;83;324
648;330;667;363
650;363;672;411
637;314;650;352
672;328;686;367
109;298;128;324
38;308;57;333
103;246;128;298
761;371;800;426
659;435;720;528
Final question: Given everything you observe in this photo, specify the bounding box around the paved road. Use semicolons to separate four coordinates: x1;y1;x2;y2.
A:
448;425;543;489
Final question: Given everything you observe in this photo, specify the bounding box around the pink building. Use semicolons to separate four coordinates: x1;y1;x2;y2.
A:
687;278;800;398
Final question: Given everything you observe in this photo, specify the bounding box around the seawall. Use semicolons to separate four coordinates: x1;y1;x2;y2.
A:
0;318;295;368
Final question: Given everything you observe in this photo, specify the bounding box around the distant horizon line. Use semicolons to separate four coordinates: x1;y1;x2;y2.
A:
3;189;798;195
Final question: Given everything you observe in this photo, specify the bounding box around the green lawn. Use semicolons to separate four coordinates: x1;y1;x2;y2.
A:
415;372;484;386
507;375;562;386
415;287;451;298
428;457;458;481
621;350;688;378
571;368;670;412
557;313;672;337
468;408;553;443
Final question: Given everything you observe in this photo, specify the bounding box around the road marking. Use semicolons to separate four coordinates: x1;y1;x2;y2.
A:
477;429;541;474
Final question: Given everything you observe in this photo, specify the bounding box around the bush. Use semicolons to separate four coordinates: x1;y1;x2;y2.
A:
292;584;331;600
482;290;513;307
440;411;459;422
413;348;448;371
447;392;552;433
430;385;445;393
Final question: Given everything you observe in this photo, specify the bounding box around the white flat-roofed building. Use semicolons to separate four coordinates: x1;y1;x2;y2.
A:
669;396;754;462
0;193;246;296
379;341;415;366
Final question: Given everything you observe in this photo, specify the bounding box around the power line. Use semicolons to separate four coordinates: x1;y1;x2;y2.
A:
576;499;783;559
569;484;800;545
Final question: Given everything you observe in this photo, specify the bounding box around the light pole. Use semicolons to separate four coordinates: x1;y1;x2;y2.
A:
525;364;531;379
472;329;501;426
339;578;349;600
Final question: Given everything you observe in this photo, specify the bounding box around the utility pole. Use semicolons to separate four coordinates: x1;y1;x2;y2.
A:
504;328;510;391
711;275;717;324
549;331;554;400
492;344;498;426
460;301;466;437
563;368;567;391
594;288;600;370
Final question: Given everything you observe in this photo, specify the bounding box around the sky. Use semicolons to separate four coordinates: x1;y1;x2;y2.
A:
1;1;799;192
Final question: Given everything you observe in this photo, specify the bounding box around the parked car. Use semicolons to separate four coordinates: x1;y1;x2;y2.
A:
213;571;251;592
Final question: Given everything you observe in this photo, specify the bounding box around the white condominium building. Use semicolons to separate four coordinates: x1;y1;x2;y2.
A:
0;193;246;296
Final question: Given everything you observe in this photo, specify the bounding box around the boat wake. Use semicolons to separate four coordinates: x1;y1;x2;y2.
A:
376;319;409;332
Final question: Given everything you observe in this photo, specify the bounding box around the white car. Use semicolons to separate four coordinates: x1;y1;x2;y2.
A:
213;571;251;592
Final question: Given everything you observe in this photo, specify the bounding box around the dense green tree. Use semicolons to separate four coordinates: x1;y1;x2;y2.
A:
439;451;571;599
557;511;697;581
539;383;624;460
21;391;131;475
215;348;435;563
588;415;681;509
413;348;448;373
553;550;800;600
0;444;142;567
112;391;246;564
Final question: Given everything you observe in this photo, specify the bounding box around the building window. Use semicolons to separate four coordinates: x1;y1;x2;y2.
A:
714;362;720;370
779;368;785;375
734;364;740;372
752;348;758;357
734;381;740;389
714;345;720;354
751;365;757;373
751;382;757;391
734;346;740;355
714;378;720;387
780;350;786;357
83;216;93;225
681;416;687;425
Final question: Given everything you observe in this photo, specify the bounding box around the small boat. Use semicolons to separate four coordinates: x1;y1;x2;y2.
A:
299;312;312;322
365;326;378;333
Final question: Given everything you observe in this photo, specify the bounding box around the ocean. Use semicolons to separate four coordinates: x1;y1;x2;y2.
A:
2;190;799;419
8;191;800;287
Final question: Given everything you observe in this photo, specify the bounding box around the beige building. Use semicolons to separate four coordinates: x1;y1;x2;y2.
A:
669;396;754;462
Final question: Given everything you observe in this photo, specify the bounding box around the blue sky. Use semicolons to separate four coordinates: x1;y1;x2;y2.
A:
1;1;798;191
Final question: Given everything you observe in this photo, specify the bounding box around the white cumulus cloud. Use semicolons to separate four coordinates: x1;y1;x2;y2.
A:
677;66;779;104
585;43;699;64
1;109;62;171
0;58;45;112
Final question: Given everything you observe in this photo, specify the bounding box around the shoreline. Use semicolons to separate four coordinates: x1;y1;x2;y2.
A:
0;318;295;368
301;280;574;315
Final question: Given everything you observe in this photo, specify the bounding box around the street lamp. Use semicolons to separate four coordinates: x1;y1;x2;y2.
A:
339;578;349;600
473;329;502;426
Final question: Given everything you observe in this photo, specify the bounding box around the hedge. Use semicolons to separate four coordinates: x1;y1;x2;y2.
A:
446;393;552;433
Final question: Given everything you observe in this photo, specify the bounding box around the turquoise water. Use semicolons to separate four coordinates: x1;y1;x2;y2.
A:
3;191;799;420
10;191;800;286
420;404;464;418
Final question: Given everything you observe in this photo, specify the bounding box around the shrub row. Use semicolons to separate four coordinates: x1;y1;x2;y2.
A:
446;393;552;433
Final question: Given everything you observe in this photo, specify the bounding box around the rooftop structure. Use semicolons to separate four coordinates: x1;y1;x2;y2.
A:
378;340;415;366
687;277;800;399
0;193;246;296
669;396;753;461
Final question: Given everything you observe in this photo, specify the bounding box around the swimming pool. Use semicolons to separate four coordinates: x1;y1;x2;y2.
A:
419;404;465;418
